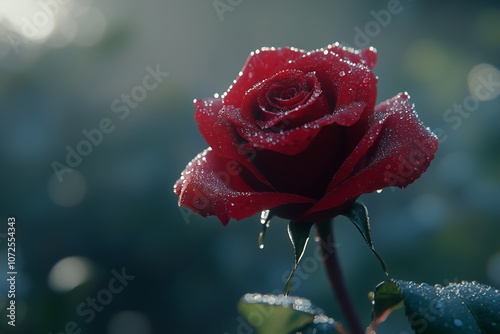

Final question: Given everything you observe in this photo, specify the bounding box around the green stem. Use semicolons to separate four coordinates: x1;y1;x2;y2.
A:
316;221;364;334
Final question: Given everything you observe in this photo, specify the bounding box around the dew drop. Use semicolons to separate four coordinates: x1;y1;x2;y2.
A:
257;225;268;249
213;93;219;98
339;71;345;77
258;210;271;249
260;210;270;225
376;189;383;194
453;319;463;327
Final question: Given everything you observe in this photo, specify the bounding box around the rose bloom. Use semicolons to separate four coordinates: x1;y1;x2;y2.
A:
174;43;438;225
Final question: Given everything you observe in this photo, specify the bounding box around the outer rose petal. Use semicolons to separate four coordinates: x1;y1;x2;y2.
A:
174;148;316;225
194;97;223;144
326;43;378;69
224;47;306;107
194;97;272;187
298;92;438;221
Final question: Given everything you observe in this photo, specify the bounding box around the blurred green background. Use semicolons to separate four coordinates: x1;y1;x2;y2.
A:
1;0;499;333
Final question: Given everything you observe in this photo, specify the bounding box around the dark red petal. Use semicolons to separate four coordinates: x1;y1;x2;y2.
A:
326;43;378;69
194;98;273;187
174;148;316;225
194;97;223;143
229;101;366;155
239;71;327;130
325;109;386;192
251;123;344;199
223;47;306;107
360;47;378;69
284;49;377;116
299;92;438;219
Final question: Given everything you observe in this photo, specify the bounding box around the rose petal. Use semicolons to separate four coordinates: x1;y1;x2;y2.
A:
326;43;378;69
325;110;386;193
284;48;377;112
224;47;306;107
299;92;438;219
251;123;344;199
229;101;366;155
236;69;313;125
360;47;378;69
194;97;223;143
174;148;316;225
194;98;273;187
256;72;327;130
233;70;329;131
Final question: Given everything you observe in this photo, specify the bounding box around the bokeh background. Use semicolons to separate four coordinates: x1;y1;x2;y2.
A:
1;0;500;333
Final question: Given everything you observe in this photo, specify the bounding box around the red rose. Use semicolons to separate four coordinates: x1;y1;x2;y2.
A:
174;43;438;225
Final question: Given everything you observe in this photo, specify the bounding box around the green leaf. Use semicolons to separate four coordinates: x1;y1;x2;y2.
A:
292;315;344;334
284;221;313;296
342;201;388;275
237;294;344;334
367;281;405;333
369;279;500;334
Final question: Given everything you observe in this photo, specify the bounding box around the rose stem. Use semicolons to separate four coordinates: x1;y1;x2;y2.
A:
315;221;364;334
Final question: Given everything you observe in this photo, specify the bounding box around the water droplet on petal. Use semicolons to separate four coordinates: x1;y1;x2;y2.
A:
376;189;383;194
453;319;463;327
339;71;345;77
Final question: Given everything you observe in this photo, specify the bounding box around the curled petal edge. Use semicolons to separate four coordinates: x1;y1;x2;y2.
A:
174;148;316;225
298;92;438;220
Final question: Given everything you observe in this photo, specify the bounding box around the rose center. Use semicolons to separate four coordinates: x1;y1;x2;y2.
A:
260;75;314;113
